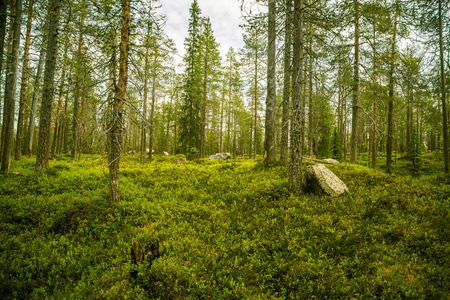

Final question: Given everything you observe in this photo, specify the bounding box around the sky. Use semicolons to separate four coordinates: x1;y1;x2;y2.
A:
160;0;246;64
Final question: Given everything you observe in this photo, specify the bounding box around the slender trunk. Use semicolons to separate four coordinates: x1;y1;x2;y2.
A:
219;82;224;152
109;0;130;201
71;0;85;161
26;38;47;157
52;46;68;158
280;0;292;165
438;0;449;173
386;1;399;174
308;16;314;157
201;48;208;158
0;0;21;173
371;28;377;169
0;0;8;158
264;0;277;163
350;0;360;164
14;0;33;160
254;38;258;159
289;0;304;192
227;57;232;154
0;0;14;163
149;71;156;160
36;0;61;168
141;43;149;164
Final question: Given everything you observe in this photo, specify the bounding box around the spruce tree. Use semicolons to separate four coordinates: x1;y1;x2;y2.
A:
179;0;202;155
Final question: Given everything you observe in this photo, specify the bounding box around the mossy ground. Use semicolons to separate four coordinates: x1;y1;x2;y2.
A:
1;153;449;299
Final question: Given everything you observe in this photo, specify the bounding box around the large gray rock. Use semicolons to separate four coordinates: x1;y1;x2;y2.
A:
323;158;340;165
305;164;349;197
209;153;232;160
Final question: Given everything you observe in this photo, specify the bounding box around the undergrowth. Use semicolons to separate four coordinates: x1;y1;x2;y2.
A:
0;153;449;299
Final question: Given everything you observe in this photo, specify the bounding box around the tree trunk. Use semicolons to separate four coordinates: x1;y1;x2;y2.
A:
149;71;156;160
438;0;449;173
371;29;377;169
253;38;258;159
109;0;130;201
14;0;34;161
280;0;292;165
52;37;69;158
36;0;61;169
308;15;314;157
264;0;277;163
201;46;208;158
26;37;47;157
71;0;85;161
0;0;21;173
350;0;360;164
0;0;8;158
141;34;149;164
386;1;399;174
289;0;304;193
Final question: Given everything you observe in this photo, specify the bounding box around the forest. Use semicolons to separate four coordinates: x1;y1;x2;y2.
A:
0;0;449;298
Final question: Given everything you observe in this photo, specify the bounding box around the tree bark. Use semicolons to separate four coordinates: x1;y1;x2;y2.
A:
438;0;449;173
109;0;130;201
52;36;69;157
36;0;61;169
386;1;399;174
264;0;277;163
280;0;292;165
25;37;47;157
0;0;21;173
350;0;360;164
15;0;34;160
0;0;8;157
289;0;304;193
141;43;149;164
71;0;85;161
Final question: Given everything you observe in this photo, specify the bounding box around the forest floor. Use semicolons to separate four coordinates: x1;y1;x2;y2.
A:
0;153;449;299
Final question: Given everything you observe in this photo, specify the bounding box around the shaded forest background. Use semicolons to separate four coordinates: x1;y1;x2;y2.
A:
0;0;449;197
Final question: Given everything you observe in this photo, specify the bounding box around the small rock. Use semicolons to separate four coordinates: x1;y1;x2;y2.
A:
163;151;169;156
323;158;340;165
177;159;186;164
209;153;232;160
305;164;349;197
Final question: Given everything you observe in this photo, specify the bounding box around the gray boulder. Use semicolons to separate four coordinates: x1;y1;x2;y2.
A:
208;152;232;160
305;164;349;197
323;158;340;165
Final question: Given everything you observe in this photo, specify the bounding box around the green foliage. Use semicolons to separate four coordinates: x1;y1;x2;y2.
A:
330;126;343;160
409;127;422;177
0;156;449;298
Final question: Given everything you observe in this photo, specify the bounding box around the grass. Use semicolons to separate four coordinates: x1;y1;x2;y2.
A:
0;152;449;299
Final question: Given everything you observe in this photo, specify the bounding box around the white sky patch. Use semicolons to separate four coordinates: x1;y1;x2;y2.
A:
160;0;245;64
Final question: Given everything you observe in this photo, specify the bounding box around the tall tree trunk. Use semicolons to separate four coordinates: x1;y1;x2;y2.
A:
148;71;156;160
386;1;399;174
264;0;277;163
15;0;34;160
141;47;149;164
201;47;208;158
52;37;69;157
438;0;449;173
0;0;8;157
289;0;304;193
36;0;61;169
109;0;130;201
350;0;360;164
371;28;378;169
0;0;21;173
71;0;85;161
26;37;47;157
280;0;292;165
308;15;314;157
253;39;258;159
